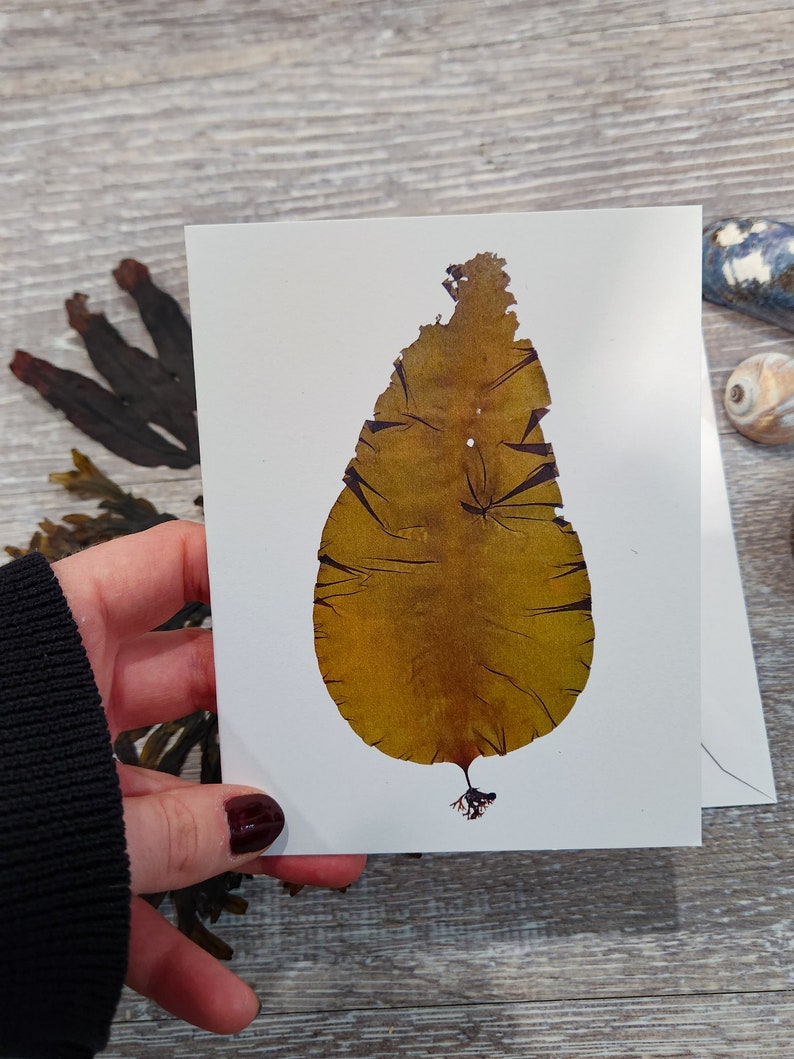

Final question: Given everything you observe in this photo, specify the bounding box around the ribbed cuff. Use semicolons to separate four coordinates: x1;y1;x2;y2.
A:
0;551;130;1058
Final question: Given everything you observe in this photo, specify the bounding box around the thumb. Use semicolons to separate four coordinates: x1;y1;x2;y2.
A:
124;784;285;895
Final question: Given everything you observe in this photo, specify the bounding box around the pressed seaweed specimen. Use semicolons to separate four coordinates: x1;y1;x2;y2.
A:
314;253;594;818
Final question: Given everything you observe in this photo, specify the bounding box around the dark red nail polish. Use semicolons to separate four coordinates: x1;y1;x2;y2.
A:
225;794;285;855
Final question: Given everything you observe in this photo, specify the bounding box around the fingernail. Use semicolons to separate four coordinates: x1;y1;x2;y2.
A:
225;794;285;855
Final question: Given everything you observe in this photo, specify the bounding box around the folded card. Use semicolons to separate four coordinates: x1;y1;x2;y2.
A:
700;353;775;808
186;207;707;855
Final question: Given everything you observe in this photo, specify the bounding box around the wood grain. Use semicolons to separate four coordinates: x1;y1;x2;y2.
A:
2;0;794;1055
107;991;794;1059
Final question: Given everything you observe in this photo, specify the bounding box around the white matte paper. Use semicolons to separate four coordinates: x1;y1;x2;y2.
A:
186;207;704;854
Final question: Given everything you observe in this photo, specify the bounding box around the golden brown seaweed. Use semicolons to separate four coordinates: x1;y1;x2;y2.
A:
314;253;594;818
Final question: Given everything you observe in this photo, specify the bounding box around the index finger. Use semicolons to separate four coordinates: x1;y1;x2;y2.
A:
53;520;209;642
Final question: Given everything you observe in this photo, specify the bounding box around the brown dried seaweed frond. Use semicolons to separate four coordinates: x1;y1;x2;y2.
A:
10;259;198;469
116;706;247;961
5;449;177;561
6;260;356;963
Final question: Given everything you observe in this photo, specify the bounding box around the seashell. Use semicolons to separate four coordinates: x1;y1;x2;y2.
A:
703;218;794;333
724;351;794;444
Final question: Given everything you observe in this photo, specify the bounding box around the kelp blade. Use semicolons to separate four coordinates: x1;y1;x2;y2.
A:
314;253;593;775
10;350;195;469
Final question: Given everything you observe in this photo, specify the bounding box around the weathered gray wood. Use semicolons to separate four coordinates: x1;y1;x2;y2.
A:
2;0;794;1055
107;990;794;1058
113;839;794;1021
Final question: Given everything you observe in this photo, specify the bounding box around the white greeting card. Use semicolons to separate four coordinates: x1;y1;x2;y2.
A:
700;356;775;808
186;207;706;854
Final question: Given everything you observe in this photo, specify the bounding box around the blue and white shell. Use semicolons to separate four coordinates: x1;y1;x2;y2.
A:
703;218;794;333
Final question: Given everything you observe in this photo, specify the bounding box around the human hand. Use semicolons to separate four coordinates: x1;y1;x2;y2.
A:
53;520;366;1034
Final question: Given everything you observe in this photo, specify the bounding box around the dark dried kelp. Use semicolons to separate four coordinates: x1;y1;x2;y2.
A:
170;873;249;962
116;711;216;778
11;351;195;469
9;260;198;469
114;258;196;406
66;293;199;459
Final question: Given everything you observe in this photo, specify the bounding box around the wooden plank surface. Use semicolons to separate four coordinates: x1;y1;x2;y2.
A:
2;2;794;1055
108;991;794;1059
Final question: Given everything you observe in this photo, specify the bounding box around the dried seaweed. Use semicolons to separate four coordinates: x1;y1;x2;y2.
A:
5;450;244;956
9;260;198;469
114;258;196;405
315;254;593;818
170;873;249;962
8;259;355;964
5;449;178;561
66;293;199;459
116;704;249;960
10;351;195;469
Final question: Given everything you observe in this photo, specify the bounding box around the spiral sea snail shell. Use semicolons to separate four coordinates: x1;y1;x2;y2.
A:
724;351;794;444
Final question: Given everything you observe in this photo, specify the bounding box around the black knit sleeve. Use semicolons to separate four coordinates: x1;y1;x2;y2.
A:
0;551;130;1059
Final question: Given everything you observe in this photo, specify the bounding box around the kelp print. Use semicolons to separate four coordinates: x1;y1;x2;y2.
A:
314;253;593;818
